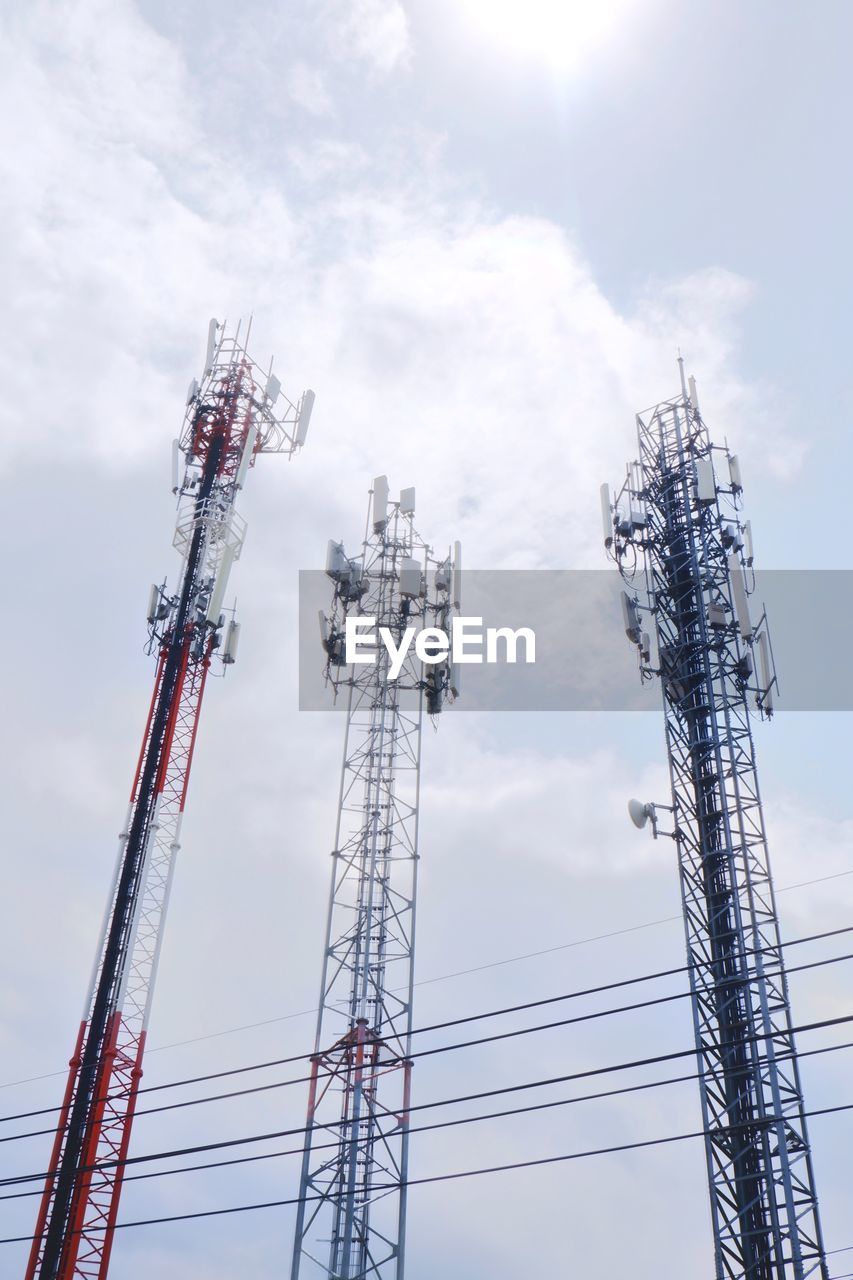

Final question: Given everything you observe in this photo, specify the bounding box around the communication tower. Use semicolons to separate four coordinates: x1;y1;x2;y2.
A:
28;319;314;1280
290;479;459;1280
603;362;826;1280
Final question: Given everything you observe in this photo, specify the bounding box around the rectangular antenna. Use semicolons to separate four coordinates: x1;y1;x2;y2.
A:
727;552;752;639
757;630;774;713
222;620;241;665
296;390;315;446
398;556;422;597
695;457;716;505
171;440;180;494
373;475;389;530
452;540;462;610
204;318;219;374
326;540;348;580
206;545;237;623
621;590;641;643
235;423;259;490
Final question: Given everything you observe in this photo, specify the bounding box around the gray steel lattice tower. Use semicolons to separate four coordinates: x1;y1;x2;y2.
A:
290;478;459;1280
604;363;827;1280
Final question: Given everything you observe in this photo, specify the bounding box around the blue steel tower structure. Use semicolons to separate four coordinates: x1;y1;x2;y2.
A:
604;362;827;1280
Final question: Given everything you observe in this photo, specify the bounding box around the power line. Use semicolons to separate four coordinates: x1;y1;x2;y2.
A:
409;925;853;1039
3;1012;852;1198
2;1096;852;1248
4;1031;853;1205
406;947;853;1061
0;1065;708;1201
3;945;852;1161
5;864;850;1095
3;923;851;1141
0;916;684;1094
2;949;850;1151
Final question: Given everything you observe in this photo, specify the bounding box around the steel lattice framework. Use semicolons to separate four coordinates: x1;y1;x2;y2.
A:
28;320;313;1280
290;481;458;1280
605;363;826;1280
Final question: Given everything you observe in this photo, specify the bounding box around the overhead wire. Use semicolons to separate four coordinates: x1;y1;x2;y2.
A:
1;954;851;1152
3;1030;853;1204
2;922;851;1142
2;1010;852;1198
3;863;850;1094
2;1095;853;1247
2;923;849;1264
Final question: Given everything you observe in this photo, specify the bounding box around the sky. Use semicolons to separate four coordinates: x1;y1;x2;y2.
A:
2;0;853;1276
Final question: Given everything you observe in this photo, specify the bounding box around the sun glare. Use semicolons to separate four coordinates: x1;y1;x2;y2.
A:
459;0;639;74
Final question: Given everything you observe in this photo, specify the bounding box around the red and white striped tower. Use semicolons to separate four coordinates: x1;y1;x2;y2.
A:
27;320;314;1280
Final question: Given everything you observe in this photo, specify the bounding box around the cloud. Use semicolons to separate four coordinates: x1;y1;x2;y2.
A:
324;0;412;75
2;4;836;1279
634;267;808;481
424;731;670;877
765;795;853;924
286;61;335;116
0;0;765;583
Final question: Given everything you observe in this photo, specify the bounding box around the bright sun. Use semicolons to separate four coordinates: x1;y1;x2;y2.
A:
459;0;639;74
